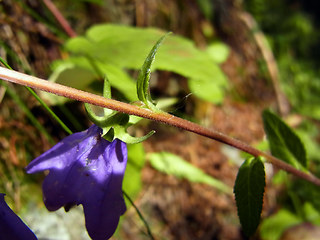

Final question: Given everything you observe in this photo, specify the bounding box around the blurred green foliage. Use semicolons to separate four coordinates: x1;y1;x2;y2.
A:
44;24;229;105
260;208;302;240
148;151;232;194
245;1;320;238
245;0;320;120
3;1;320;239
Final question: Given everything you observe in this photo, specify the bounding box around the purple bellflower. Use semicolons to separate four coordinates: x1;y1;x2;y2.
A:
26;125;127;240
0;193;38;240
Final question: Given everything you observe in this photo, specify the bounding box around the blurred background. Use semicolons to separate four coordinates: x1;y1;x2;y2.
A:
1;0;320;239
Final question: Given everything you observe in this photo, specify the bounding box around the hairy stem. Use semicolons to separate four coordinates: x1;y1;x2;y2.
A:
1;66;320;186
123;191;155;240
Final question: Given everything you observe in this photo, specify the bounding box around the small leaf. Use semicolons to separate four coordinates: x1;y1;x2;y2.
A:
234;157;266;237
149;152;232;194
137;33;169;106
262;110;308;169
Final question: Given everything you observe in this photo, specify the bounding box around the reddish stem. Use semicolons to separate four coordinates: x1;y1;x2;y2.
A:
1;66;320;186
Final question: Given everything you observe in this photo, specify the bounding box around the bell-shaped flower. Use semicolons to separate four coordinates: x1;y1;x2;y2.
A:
26;125;127;240
0;193;38;240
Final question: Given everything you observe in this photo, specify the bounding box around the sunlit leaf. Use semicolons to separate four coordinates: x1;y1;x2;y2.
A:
62;24;227;103
206;42;230;64
48;57;137;102
149;152;232;194
188;76;225;103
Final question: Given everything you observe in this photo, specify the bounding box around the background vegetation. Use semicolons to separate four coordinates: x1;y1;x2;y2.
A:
1;0;320;239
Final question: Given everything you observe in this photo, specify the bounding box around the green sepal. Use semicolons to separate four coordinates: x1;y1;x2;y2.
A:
137;33;170;108
99;112;128;137
101;112;155;144
84;102;117;127
113;126;155;144
84;75;114;125
234;156;266;237
85;77;154;144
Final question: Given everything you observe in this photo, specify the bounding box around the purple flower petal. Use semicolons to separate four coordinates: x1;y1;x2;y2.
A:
0;193;38;240
26;125;128;240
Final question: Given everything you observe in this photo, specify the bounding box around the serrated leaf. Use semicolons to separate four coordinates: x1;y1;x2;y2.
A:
137;34;169;105
149;152;232;194
234;157;266;237
262;110;308;169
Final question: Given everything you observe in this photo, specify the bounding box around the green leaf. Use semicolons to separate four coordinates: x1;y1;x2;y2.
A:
95;61;137;101
234;157;266;237
137;33;169;106
188;76;225;103
206;42;230;64
302;202;320;224
62;24;227;103
262;110;308;169
149;152;232;194
49;63;96;89
291;178;320;215
47;57;137;102
259;209;301;240
40;63;96;104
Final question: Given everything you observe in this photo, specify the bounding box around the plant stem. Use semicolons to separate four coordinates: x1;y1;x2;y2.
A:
1;66;320;186
122;190;155;240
